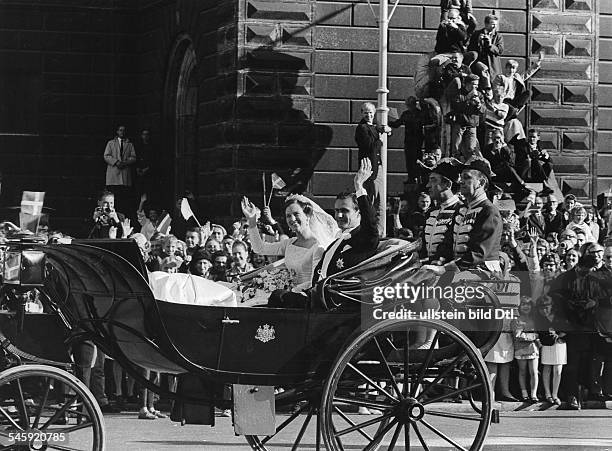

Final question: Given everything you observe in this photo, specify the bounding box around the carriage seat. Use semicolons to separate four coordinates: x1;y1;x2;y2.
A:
352;238;418;275
313;238;421;311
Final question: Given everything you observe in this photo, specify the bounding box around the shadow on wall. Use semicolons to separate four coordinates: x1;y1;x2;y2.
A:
233;46;332;203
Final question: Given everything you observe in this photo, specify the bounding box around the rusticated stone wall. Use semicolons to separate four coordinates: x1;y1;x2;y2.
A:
597;2;612;195
0;0;140;233
527;0;599;201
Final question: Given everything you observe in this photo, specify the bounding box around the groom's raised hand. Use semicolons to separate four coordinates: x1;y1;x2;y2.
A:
354;158;373;191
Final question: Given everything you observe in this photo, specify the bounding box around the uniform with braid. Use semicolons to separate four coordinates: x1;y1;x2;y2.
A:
452;191;502;270
423;194;463;262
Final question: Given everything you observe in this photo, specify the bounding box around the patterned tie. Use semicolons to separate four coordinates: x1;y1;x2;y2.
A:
119;139;124;156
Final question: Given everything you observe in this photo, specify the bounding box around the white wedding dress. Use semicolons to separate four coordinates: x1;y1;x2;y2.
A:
248;230;325;290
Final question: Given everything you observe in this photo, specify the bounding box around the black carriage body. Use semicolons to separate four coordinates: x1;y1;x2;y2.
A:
33;241;362;386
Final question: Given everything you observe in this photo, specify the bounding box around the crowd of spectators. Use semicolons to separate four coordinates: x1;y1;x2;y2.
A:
396;8;552;204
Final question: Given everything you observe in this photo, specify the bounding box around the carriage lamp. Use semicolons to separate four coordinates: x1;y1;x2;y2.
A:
2;249;46;287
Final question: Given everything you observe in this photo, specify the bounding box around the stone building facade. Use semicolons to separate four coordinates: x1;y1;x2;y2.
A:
0;0;607;233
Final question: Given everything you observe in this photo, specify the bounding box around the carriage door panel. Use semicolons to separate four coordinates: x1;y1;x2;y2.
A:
218;307;309;377
156;303;225;370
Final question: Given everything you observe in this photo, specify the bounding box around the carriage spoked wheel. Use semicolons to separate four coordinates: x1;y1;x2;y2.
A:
320;319;492;451
0;365;105;450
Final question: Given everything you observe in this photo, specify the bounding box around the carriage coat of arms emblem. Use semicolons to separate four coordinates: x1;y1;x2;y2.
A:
255;324;276;343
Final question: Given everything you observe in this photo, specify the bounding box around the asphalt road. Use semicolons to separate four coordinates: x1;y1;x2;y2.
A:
95;409;612;451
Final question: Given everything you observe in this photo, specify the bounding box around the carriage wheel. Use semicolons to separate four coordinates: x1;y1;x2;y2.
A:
320;319;492;451
0;364;105;451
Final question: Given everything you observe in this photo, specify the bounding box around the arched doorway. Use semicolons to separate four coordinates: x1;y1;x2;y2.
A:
162;36;198;208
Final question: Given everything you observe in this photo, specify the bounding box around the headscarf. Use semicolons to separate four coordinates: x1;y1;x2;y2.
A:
286;194;340;248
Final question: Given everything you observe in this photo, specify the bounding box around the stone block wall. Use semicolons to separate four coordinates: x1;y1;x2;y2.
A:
527;0;598;201
597;1;612;196
137;0;231;214
0;0;140;233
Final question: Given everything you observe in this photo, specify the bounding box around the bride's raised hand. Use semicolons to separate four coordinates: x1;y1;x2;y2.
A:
241;196;259;227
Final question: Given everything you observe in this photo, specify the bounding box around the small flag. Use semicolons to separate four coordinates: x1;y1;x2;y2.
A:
21;191;45;216
271;173;286;190
156;213;172;234
180;198;195;221
4;252;21;283
388;107;399;121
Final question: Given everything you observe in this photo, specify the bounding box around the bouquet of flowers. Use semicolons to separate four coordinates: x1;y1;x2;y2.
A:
235;266;296;307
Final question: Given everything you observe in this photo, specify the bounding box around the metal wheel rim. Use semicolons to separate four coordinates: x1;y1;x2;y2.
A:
319;319;492;451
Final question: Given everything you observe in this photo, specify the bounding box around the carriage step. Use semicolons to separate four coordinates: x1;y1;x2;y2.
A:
491;409;500;424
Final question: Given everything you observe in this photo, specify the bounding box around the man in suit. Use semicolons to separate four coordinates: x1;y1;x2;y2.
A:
104;125;137;214
313;158;380;285
355;102;391;237
467;14;504;78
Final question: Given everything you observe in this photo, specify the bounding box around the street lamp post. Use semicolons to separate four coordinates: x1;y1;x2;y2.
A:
376;0;389;235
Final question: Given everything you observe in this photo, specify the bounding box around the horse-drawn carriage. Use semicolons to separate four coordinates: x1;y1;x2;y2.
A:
0;232;519;450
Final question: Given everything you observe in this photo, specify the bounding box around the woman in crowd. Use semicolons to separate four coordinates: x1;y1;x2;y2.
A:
585;205;604;244
563;248;581;272
241;195;338;291
535;295;567;405
565;206;595;243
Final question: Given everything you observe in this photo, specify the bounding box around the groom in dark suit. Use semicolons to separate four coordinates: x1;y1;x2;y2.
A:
313;158;380;285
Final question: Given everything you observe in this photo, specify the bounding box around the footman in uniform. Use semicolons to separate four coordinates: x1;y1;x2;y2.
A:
423;160;463;262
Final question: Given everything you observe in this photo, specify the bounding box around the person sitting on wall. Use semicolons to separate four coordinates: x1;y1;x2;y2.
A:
515;129;553;184
492;56;542;120
482;130;531;199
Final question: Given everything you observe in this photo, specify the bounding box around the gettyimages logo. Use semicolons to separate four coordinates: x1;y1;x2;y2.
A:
372;283;486;304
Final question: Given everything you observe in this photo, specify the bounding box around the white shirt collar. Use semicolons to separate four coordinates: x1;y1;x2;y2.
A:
440;194;459;209
468;192;488;209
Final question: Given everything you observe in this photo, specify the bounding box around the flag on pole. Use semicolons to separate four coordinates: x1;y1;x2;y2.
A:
21;191;45;216
271;173;286;190
179;198;202;227
156;213;172;234
180;198;195;220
